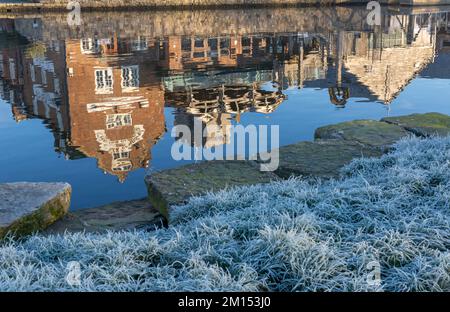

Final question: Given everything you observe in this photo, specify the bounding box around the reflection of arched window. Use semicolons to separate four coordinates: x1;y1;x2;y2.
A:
328;87;350;108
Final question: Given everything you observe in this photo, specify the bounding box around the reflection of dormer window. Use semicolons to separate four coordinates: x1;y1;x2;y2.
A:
106;113;132;129
121;66;139;92
95;68;113;94
81;38;100;54
131;37;148;51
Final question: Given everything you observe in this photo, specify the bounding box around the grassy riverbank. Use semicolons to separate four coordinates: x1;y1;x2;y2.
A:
1;135;449;291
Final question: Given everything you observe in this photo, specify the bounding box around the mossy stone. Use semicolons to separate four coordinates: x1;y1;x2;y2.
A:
45;198;164;234
381;113;450;137
268;140;383;179
314;119;410;148
0;182;71;239
145;160;278;218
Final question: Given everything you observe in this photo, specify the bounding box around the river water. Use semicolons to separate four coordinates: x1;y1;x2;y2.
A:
1;6;449;209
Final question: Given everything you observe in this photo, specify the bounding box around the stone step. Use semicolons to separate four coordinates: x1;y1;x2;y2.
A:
314;119;411;149
145;160;278;219
264;140;383;179
0;182;71;239
44;198;164;235
381;112;450;137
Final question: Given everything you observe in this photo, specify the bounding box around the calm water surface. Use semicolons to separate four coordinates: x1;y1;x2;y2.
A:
1;6;450;209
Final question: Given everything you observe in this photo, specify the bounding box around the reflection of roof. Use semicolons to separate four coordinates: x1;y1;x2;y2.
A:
166;84;286;116
163;68;273;92
252;90;286;114
344;46;434;103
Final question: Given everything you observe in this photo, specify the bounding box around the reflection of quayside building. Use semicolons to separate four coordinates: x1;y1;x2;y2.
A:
273;11;450;107
65;37;166;182
0;31;166;182
1;8;450;179
162;35;287;148
161;10;450;151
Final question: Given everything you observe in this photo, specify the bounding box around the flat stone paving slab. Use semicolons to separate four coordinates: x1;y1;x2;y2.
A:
0;182;71;239
45;198;164;235
145;160;278;218
381;112;450;137
267;140;383;179
314;119;410;148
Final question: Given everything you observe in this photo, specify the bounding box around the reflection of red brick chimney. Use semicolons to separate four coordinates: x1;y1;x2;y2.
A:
11;106;28;123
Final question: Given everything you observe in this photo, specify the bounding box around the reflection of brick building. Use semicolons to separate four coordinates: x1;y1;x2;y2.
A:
23;42;71;148
161;35;283;73
162;36;243;72
64;37;166;182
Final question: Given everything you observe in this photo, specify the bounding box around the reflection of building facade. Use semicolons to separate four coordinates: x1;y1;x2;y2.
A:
1;9;450;178
65;37;165;181
0;34;167;182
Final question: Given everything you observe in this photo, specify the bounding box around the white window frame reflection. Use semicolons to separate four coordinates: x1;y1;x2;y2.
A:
106;113;133;129
95;68;113;94
121;65;139;93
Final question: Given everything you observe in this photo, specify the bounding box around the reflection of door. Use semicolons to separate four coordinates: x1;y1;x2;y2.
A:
94;68;113;94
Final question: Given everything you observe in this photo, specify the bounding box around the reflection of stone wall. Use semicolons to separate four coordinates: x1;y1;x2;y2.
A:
6;0;445;12
39;0;337;10
13;7;371;41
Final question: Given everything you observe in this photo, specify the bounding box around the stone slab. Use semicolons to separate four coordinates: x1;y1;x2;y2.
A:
267;140;383;179
145;160;278;218
314;119;410;149
381;113;450;137
0;182;71;239
44;198;164;234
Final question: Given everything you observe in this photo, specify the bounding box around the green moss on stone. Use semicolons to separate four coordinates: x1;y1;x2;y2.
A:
145;160;278;221
0;185;71;240
381;113;450;137
270;140;383;179
314;119;410;148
